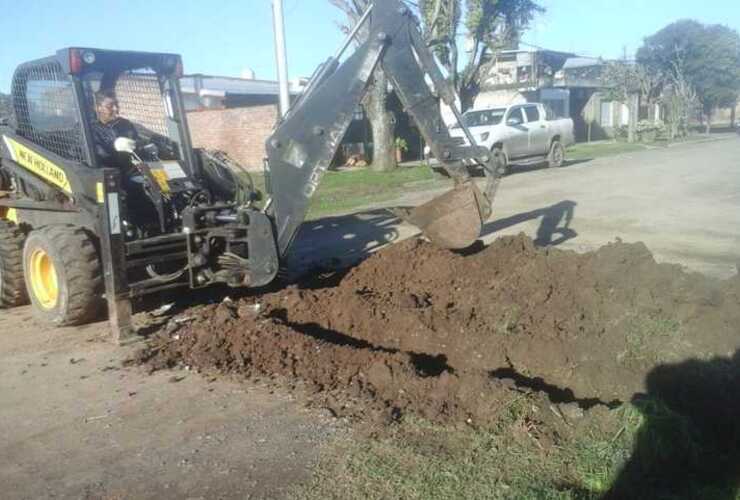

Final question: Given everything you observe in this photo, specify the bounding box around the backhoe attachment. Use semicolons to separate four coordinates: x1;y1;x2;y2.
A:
264;0;502;254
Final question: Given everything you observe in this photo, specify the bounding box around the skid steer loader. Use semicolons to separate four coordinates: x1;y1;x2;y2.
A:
0;0;501;343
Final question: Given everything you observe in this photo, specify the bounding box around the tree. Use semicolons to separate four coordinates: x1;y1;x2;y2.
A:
637;20;740;133
602;62;663;143
418;0;545;109
329;0;396;171
0;93;10;118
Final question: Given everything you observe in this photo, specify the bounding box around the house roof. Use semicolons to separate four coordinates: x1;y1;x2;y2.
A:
180;74;305;98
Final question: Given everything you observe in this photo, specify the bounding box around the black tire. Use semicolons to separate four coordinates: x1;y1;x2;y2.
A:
0;220;28;307
22;225;104;326
547;140;565;168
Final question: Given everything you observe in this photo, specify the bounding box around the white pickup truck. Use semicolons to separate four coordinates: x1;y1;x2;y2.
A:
449;102;575;174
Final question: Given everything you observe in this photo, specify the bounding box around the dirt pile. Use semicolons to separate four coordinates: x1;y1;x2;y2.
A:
137;234;740;424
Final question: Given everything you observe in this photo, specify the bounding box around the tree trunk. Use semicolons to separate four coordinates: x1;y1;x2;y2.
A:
627;94;638;143
364;67;396;171
705;112;711;135
731;103;736;128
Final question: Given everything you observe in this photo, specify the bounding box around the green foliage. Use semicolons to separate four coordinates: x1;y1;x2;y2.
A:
465;0;544;49
394;137;409;152
0;92;11;118
417;0;544;100
637;20;740;115
419;0;462;68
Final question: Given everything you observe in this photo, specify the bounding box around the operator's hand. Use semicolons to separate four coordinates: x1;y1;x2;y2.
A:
113;137;137;154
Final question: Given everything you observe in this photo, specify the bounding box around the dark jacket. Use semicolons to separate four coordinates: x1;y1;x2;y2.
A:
91;117;140;169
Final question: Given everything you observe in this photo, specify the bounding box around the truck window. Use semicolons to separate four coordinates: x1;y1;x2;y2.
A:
524;105;540;122
460;108;506;128
506;107;525;125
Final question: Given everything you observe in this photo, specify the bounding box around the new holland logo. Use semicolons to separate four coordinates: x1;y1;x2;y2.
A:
2;136;73;194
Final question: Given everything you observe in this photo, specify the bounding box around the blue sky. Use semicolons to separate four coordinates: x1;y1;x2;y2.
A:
0;0;738;92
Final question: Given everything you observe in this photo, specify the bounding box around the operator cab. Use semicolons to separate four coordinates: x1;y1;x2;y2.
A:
8;48;211;238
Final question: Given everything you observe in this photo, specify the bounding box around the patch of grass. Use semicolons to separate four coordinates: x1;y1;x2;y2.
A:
569;404;644;493
292;396;605;500
293;393;740;500
619;314;681;365
496;305;523;336
247;165;449;220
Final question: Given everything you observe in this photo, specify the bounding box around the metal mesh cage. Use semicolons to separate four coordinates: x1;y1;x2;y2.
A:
114;71;169;137
11;61;84;162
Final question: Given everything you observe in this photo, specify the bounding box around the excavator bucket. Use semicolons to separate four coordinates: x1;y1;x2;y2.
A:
395;181;492;250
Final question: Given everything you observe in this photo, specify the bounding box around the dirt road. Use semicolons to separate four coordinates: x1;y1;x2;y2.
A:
1;137;738;499
0;308;340;499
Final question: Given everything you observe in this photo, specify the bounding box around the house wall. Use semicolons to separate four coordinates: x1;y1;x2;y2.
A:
474;89;527;109
710;104;740;125
187;105;278;172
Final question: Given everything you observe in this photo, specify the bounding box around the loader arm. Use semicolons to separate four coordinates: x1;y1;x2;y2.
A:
264;0;501;257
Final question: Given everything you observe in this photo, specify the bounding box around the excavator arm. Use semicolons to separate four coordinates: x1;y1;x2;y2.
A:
264;0;502;257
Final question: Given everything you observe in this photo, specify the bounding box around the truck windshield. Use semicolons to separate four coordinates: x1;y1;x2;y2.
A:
459;108;506;128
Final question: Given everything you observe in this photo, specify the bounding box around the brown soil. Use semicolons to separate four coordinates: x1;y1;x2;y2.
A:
136;235;740;426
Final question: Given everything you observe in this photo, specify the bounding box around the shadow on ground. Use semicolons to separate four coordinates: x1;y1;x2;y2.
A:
284;208;402;282
602;350;740;499
482;200;578;246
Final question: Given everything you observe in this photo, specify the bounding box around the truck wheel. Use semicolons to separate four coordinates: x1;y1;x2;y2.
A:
23;225;103;326
0;220;28;308
547;140;565;168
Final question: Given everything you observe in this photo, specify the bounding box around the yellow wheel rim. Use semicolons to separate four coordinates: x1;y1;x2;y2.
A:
29;248;58;309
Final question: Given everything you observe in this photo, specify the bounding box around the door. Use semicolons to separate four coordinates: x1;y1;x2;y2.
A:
523;105;549;155
504;106;528;159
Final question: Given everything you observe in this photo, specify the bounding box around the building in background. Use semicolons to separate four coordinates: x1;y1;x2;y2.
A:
474;49;628;142
180;74;306;171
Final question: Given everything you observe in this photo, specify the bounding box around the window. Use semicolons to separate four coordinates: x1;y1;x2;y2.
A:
12;62;84;161
26;79;77;132
524;105;540;122
507;107;525;125
461;108;506;128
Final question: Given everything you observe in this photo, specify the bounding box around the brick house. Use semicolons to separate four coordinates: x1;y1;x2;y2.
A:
180;75;306;172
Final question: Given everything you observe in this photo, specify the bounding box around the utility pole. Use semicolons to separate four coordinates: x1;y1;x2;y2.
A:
272;0;291;117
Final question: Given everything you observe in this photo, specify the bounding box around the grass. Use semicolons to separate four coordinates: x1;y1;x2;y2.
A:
619;314;682;365
248;165;448;220
292;393;740;500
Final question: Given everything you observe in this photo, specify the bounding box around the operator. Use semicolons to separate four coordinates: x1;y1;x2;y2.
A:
91;89;140;169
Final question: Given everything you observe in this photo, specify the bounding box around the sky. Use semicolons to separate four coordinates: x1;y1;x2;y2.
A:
0;0;738;93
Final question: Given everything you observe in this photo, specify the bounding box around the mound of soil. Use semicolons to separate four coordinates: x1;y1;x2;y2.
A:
136;235;740;425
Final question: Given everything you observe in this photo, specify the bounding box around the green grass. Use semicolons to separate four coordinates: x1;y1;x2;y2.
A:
248;165;448;220
619;314;682;365
292;393;740;500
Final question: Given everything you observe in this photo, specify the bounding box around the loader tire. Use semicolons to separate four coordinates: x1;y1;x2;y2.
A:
23;225;104;326
547;140;565;168
0;220;28;308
